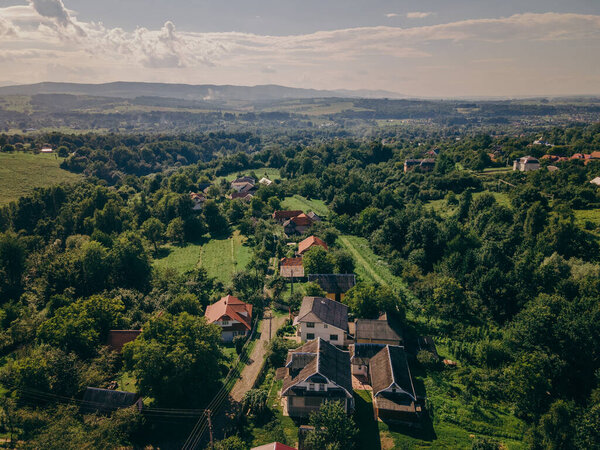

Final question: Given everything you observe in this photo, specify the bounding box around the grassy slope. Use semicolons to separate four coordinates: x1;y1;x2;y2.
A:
281;195;330;217
0;152;81;206
219;167;283;183
427;191;510;218
153;230;251;283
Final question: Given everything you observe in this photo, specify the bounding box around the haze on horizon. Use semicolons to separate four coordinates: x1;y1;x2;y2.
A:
0;0;599;98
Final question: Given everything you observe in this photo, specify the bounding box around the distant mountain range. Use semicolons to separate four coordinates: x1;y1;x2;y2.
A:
0;82;404;102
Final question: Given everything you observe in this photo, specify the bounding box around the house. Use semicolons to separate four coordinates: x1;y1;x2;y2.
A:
80;387;143;415
296;235;328;255
403;159;421;173
307;274;356;302
294;296;348;345
370;345;421;423
272;210;303;224
420;159;435;171
252;443;296;450
571;153;586;160
350;343;386;377
205;295;253;342
513;156;540;171
591;151;600;159
306;211;322;222
229;192;254;201
259;177;273;186
279;257;305;278
533;139;554;147
107;330;142;352
40;147;53;153
232;176;255;185
355;315;402;346
281;338;354;418
283;213;314;235
231;181;256;194
590;177;600;186
190;191;206;210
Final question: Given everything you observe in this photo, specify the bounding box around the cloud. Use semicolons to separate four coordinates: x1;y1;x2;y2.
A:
407;12;433;19
386;13;398;18
27;0;85;36
0;7;599;95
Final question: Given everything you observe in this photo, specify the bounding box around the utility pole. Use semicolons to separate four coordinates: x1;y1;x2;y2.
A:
265;312;273;339
207;409;214;450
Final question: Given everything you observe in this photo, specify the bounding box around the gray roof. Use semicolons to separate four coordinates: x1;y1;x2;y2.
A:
307;274;356;294
296;296;349;331
370;346;416;401
355;319;402;343
350;343;386;364
80;387;140;414
282;338;352;397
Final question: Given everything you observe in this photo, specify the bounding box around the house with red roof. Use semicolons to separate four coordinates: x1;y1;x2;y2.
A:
272;210;303;224
283;213;314;235
296;235;328;255
279;257;305;278
204;295;253;342
251;442;296;450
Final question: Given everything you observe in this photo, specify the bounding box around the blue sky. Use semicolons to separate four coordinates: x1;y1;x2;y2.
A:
0;0;599;97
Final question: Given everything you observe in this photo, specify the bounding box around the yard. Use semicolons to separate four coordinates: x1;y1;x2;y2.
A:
218;167;283;183
426;191;511;218
0;152;81;206
153;230;252;282
574;208;600;236
281;195;330;217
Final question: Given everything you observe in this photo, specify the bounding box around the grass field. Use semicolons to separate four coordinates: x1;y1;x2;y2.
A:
426;191;511;218
574;208;600;235
337;234;416;300
0;152;81;206
281;195;330;217
219;167;283;183
153;230;252;283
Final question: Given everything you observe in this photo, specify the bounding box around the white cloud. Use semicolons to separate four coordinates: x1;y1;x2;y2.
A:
386;13;398;18
406;12;433;19
0;7;599;95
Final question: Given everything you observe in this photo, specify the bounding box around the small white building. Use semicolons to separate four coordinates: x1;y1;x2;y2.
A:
259;177;273;186
513;156;540;172
590;177;600;186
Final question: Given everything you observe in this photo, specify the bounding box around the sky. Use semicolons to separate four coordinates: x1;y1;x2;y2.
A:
0;0;599;97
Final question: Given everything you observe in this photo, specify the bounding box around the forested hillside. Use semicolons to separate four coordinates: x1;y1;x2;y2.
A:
0;122;600;448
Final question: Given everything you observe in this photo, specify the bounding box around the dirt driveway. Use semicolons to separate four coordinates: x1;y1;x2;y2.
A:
229;311;288;402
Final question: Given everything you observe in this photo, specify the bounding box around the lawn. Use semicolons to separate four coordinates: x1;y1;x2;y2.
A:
281;195;330;217
218;167;283;183
337;235;417;302
0;152;81;206
153;230;252;283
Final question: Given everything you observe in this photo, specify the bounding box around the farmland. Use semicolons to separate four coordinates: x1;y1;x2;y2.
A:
0;152;81;206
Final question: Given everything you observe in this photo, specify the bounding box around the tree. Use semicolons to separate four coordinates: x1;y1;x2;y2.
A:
204;200;229;236
303;246;334;275
214;436;247;450
111;232;152;291
304;281;326;297
166;293;203;316
38;295;126;356
123;312;224;407
305;401;357;450
166;217;185;245
141;218;165;252
343;283;400;319
0;232;26;301
241;389;268;417
331;249;355;274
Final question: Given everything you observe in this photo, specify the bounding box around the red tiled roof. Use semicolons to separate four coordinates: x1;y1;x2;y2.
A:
205;295;252;331
280;257;304;278
297;236;328;255
288;213;313;227
280;257;303;267
251;442;297;450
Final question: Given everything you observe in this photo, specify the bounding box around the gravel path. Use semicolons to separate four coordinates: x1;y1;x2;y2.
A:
229;311;288;402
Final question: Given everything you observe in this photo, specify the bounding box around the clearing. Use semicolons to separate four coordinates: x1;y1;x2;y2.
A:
218;167;283;183
153;230;251;282
281;195;329;217
0;152;81;206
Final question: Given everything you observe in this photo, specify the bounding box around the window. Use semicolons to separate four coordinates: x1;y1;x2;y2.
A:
318;383;325;391
309;383;315;391
330;334;338;341
307;333;315;340
323;324;328;328
306;322;315;328
221;320;229;326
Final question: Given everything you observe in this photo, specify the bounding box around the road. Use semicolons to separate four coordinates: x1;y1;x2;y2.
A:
229;310;288;402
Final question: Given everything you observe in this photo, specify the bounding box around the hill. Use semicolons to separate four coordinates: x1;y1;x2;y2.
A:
0;82;403;102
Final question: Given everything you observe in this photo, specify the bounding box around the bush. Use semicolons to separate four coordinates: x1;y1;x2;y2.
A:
417;350;439;370
233;335;247;355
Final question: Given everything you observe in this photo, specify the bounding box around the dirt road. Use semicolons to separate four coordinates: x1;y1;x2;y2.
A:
229;311;288;402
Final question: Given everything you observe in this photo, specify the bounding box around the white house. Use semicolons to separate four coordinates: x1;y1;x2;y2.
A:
513;156;540;172
294;296;348;346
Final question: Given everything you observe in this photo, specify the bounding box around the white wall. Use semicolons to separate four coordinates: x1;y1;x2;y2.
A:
299;321;344;345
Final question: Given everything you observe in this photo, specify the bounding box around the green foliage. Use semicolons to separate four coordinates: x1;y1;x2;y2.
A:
123;312;224;407
38;295;126;356
242;389;268;417
266;337;298;369
343;282;401;319
304;281;326;297
141;217;165;251
303;246;334;274
305;401;358;450
166;217;185;244
214;435;247;450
